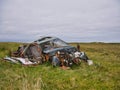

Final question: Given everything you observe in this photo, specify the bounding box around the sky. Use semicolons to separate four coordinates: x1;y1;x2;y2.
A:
0;0;120;42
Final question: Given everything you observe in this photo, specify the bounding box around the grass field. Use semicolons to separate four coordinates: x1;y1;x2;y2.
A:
0;42;120;90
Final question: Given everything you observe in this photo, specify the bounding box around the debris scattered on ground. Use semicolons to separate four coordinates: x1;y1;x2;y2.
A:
3;36;93;68
87;60;93;65
4;56;19;64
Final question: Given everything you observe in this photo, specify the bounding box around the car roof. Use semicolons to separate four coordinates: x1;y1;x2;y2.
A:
34;36;58;44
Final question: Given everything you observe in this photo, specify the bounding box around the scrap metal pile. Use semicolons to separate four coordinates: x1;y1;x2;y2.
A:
4;36;93;67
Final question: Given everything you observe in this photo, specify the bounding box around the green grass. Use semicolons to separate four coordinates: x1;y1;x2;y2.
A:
0;42;120;90
0;42;22;58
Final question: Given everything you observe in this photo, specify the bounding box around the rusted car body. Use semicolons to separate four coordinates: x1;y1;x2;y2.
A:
12;36;88;66
34;36;77;61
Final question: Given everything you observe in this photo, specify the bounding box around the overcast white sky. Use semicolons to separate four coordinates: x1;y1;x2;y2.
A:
0;0;120;42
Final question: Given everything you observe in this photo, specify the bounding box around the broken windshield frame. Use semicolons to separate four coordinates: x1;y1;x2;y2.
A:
39;38;69;51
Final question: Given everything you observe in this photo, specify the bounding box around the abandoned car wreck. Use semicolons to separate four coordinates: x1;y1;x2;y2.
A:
4;36;92;67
